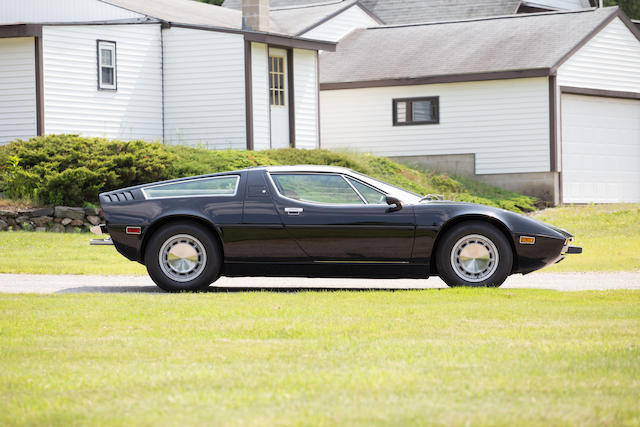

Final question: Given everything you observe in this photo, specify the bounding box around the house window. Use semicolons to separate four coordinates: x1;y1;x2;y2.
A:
97;40;117;90
393;97;439;125
269;55;285;106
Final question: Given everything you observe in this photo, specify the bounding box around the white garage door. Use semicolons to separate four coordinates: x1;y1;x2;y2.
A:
561;94;640;203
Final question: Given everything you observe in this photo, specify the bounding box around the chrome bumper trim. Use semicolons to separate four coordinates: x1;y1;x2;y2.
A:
90;237;113;246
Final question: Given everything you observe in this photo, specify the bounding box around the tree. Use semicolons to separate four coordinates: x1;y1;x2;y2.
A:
604;0;640;19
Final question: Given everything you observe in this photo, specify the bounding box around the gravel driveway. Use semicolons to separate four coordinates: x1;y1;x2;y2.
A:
0;272;639;293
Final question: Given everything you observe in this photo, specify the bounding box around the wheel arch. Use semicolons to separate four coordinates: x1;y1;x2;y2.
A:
429;214;517;275
140;214;224;264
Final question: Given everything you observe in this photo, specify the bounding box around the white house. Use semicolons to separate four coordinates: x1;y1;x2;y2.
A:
318;7;640;204
0;0;344;150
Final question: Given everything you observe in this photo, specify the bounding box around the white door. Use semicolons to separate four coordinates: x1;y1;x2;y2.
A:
561;94;640;203
268;48;290;148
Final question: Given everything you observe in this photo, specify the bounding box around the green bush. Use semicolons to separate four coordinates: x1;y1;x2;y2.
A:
0;135;537;212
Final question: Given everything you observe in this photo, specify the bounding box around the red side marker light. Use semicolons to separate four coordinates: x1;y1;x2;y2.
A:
126;226;142;235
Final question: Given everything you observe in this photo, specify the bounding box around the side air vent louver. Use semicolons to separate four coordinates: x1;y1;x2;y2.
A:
103;191;134;203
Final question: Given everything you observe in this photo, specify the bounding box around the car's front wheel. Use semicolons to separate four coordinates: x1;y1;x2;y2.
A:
436;221;513;287
144;221;221;292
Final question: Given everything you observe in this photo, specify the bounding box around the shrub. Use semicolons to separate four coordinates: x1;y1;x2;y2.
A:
0;135;537;212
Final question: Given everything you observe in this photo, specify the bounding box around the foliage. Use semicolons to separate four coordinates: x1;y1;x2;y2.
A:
0;135;536;211
604;0;640;19
1;290;639;425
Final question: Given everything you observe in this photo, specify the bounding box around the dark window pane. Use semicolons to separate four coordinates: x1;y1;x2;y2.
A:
145;176;239;198
272;174;364;204
101;67;114;86
412;100;434;122
346;178;386;204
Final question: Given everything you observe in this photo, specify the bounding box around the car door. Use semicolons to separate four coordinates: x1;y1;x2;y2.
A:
221;169;308;263
268;172;415;262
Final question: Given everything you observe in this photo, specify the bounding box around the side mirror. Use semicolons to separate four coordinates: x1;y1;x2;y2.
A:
385;195;402;212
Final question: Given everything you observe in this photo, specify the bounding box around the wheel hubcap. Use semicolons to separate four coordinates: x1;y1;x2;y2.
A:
159;234;207;282
450;234;499;282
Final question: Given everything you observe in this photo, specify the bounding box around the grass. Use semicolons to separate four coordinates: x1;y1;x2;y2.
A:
530;204;640;273
1;204;638;276
0;289;638;426
0;232;146;275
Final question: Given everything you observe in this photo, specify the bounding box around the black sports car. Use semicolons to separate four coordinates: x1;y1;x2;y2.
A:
91;166;581;292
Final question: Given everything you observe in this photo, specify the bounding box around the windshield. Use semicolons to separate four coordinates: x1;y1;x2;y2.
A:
349;171;422;205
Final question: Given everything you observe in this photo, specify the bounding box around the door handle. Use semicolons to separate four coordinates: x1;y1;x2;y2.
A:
285;207;303;216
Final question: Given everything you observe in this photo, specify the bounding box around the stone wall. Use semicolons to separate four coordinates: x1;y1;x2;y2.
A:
0;207;104;233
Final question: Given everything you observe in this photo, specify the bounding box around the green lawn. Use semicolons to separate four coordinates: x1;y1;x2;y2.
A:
530;204;640;272
1;290;639;426
1;204;638;276
0;231;146;275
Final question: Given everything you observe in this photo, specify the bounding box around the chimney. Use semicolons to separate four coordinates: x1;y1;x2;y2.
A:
242;0;270;32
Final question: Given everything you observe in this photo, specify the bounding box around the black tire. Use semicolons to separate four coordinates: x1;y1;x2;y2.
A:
436;221;513;287
144;221;222;292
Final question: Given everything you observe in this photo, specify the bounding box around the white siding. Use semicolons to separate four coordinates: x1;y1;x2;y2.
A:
0;37;36;144
251;42;270;150
320;77;550;174
293;49;318;149
302;5;378;42
163;27;246;148
557;17;640;93
0;0;143;25
42;25;163;141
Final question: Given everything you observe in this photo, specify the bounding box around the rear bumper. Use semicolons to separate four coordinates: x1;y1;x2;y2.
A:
90;237;113;246
89;223;113;245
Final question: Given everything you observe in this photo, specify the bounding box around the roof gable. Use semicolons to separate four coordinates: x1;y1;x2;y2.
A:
102;0;242;29
319;7;635;87
224;0;526;24
270;1;372;36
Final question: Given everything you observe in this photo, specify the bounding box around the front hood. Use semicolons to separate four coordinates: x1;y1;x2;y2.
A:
415;200;572;240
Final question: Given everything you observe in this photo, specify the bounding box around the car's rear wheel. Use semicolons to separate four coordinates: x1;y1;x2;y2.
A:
436;221;513;287
144;221;221;292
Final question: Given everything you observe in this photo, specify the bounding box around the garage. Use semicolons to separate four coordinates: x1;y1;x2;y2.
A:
560;93;640;203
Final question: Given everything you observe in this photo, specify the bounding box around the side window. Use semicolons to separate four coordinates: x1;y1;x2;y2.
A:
346;177;386;204
143;176;239;199
97;40;117;90
393;96;439;125
271;174;364;205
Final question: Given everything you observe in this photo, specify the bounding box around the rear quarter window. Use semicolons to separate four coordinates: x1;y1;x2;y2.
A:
143;176;239;199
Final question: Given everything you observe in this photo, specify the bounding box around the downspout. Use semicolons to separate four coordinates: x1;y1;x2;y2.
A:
160;23;166;144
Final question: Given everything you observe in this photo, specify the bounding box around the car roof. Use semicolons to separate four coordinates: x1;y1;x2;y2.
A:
251;165;354;174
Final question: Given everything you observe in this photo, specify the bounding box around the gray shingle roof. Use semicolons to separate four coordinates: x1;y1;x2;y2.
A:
270;0;361;35
103;0;356;36
224;0;528;24
103;0;242;28
362;0;521;24
319;7;621;85
223;0;318;9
